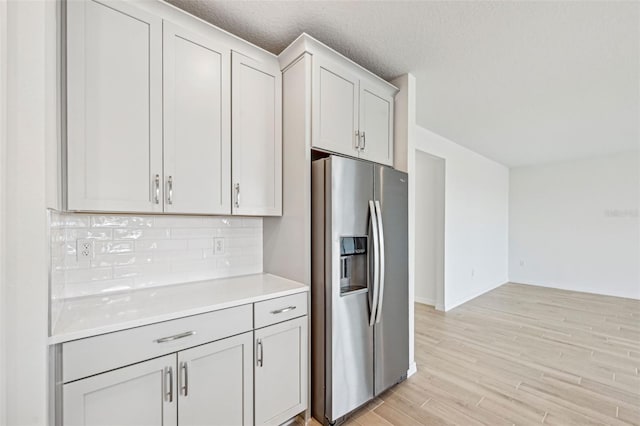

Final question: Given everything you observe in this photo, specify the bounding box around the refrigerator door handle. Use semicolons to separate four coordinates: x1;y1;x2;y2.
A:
374;200;385;324
368;200;380;327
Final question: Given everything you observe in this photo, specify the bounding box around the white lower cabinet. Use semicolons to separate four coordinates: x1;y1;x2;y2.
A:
63;333;254;426
178;332;253;426
254;316;308;426
63;354;177;426
59;298;308;426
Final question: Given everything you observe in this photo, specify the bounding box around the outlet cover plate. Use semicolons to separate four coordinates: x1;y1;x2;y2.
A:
214;238;225;255
76;239;94;265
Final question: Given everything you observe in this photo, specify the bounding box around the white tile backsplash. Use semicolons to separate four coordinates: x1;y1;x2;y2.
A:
50;211;263;300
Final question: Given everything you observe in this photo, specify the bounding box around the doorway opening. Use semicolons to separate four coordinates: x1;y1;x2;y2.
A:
414;151;445;310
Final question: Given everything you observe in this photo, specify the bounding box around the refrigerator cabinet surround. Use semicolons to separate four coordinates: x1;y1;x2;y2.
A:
311;156;409;425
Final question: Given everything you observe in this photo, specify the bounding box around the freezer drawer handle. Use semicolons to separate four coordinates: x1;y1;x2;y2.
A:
154;331;196;343
270;306;296;315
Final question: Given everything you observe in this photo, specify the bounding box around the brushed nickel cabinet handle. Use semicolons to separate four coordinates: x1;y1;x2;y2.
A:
154;174;160;204
235;183;241;208
355;130;360;151
256;338;263;367
270;306;296;315
180;362;189;397
166;176;173;205
164;366;173;402
361;131;366;151
154;331;196;343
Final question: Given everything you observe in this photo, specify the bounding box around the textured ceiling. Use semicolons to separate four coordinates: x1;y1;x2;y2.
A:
167;0;639;167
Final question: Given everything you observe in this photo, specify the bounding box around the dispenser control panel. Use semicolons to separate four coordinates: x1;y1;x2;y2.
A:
339;236;368;295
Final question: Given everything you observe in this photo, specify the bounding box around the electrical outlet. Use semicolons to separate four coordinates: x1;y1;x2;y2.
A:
76;239;94;265
214;238;225;255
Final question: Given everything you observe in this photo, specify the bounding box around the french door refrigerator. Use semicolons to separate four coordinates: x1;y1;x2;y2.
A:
311;155;409;425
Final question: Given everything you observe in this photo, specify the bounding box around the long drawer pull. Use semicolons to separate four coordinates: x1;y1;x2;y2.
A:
154;331;196;343
270;306;297;315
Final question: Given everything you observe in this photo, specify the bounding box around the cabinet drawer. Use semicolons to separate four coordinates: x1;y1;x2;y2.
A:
254;293;308;329
62;304;252;383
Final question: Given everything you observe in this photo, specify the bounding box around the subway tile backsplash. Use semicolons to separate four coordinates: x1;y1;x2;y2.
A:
49;210;263;300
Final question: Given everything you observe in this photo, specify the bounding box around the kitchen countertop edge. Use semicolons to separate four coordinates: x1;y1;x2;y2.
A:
49;273;309;345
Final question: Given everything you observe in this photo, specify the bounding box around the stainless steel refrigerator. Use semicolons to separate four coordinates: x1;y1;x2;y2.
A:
311;155;409;425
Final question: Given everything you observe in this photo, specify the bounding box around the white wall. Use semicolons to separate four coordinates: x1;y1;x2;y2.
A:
0;0;7;422
414;151;444;308
509;153;640;299
3;1;55;423
391;74;417;376
415;127;509;311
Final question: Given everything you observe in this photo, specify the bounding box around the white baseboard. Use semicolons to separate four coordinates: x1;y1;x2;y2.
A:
444;281;508;311
509;280;640;301
414;296;436;306
407;362;417;378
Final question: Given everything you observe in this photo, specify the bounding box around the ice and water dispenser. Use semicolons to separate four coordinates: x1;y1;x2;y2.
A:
339;236;368;295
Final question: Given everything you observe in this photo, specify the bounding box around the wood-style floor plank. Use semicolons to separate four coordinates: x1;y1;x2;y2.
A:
309;283;640;425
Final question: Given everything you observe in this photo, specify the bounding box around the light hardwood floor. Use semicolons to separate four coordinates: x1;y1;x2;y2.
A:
310;283;640;426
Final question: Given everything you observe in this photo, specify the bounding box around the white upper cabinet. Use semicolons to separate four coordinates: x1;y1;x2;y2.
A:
66;0;163;212
163;22;231;215
63;354;177;426
231;52;282;216
65;1;282;216
312;56;360;158
177;332;253;426
279;35;397;167
358;80;394;166
312;56;395;166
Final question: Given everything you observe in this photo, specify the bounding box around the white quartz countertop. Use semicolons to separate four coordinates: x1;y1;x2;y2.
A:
50;273;309;344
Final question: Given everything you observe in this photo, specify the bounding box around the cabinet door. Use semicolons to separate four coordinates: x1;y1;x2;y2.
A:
255;316;308;425
63;354;177;426
358;81;394;166
66;0;163;212
163;22;231;214
231;52;282;216
312;55;360;157
177;332;253;426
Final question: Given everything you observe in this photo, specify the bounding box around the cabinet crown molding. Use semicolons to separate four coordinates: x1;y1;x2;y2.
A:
278;33;399;95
